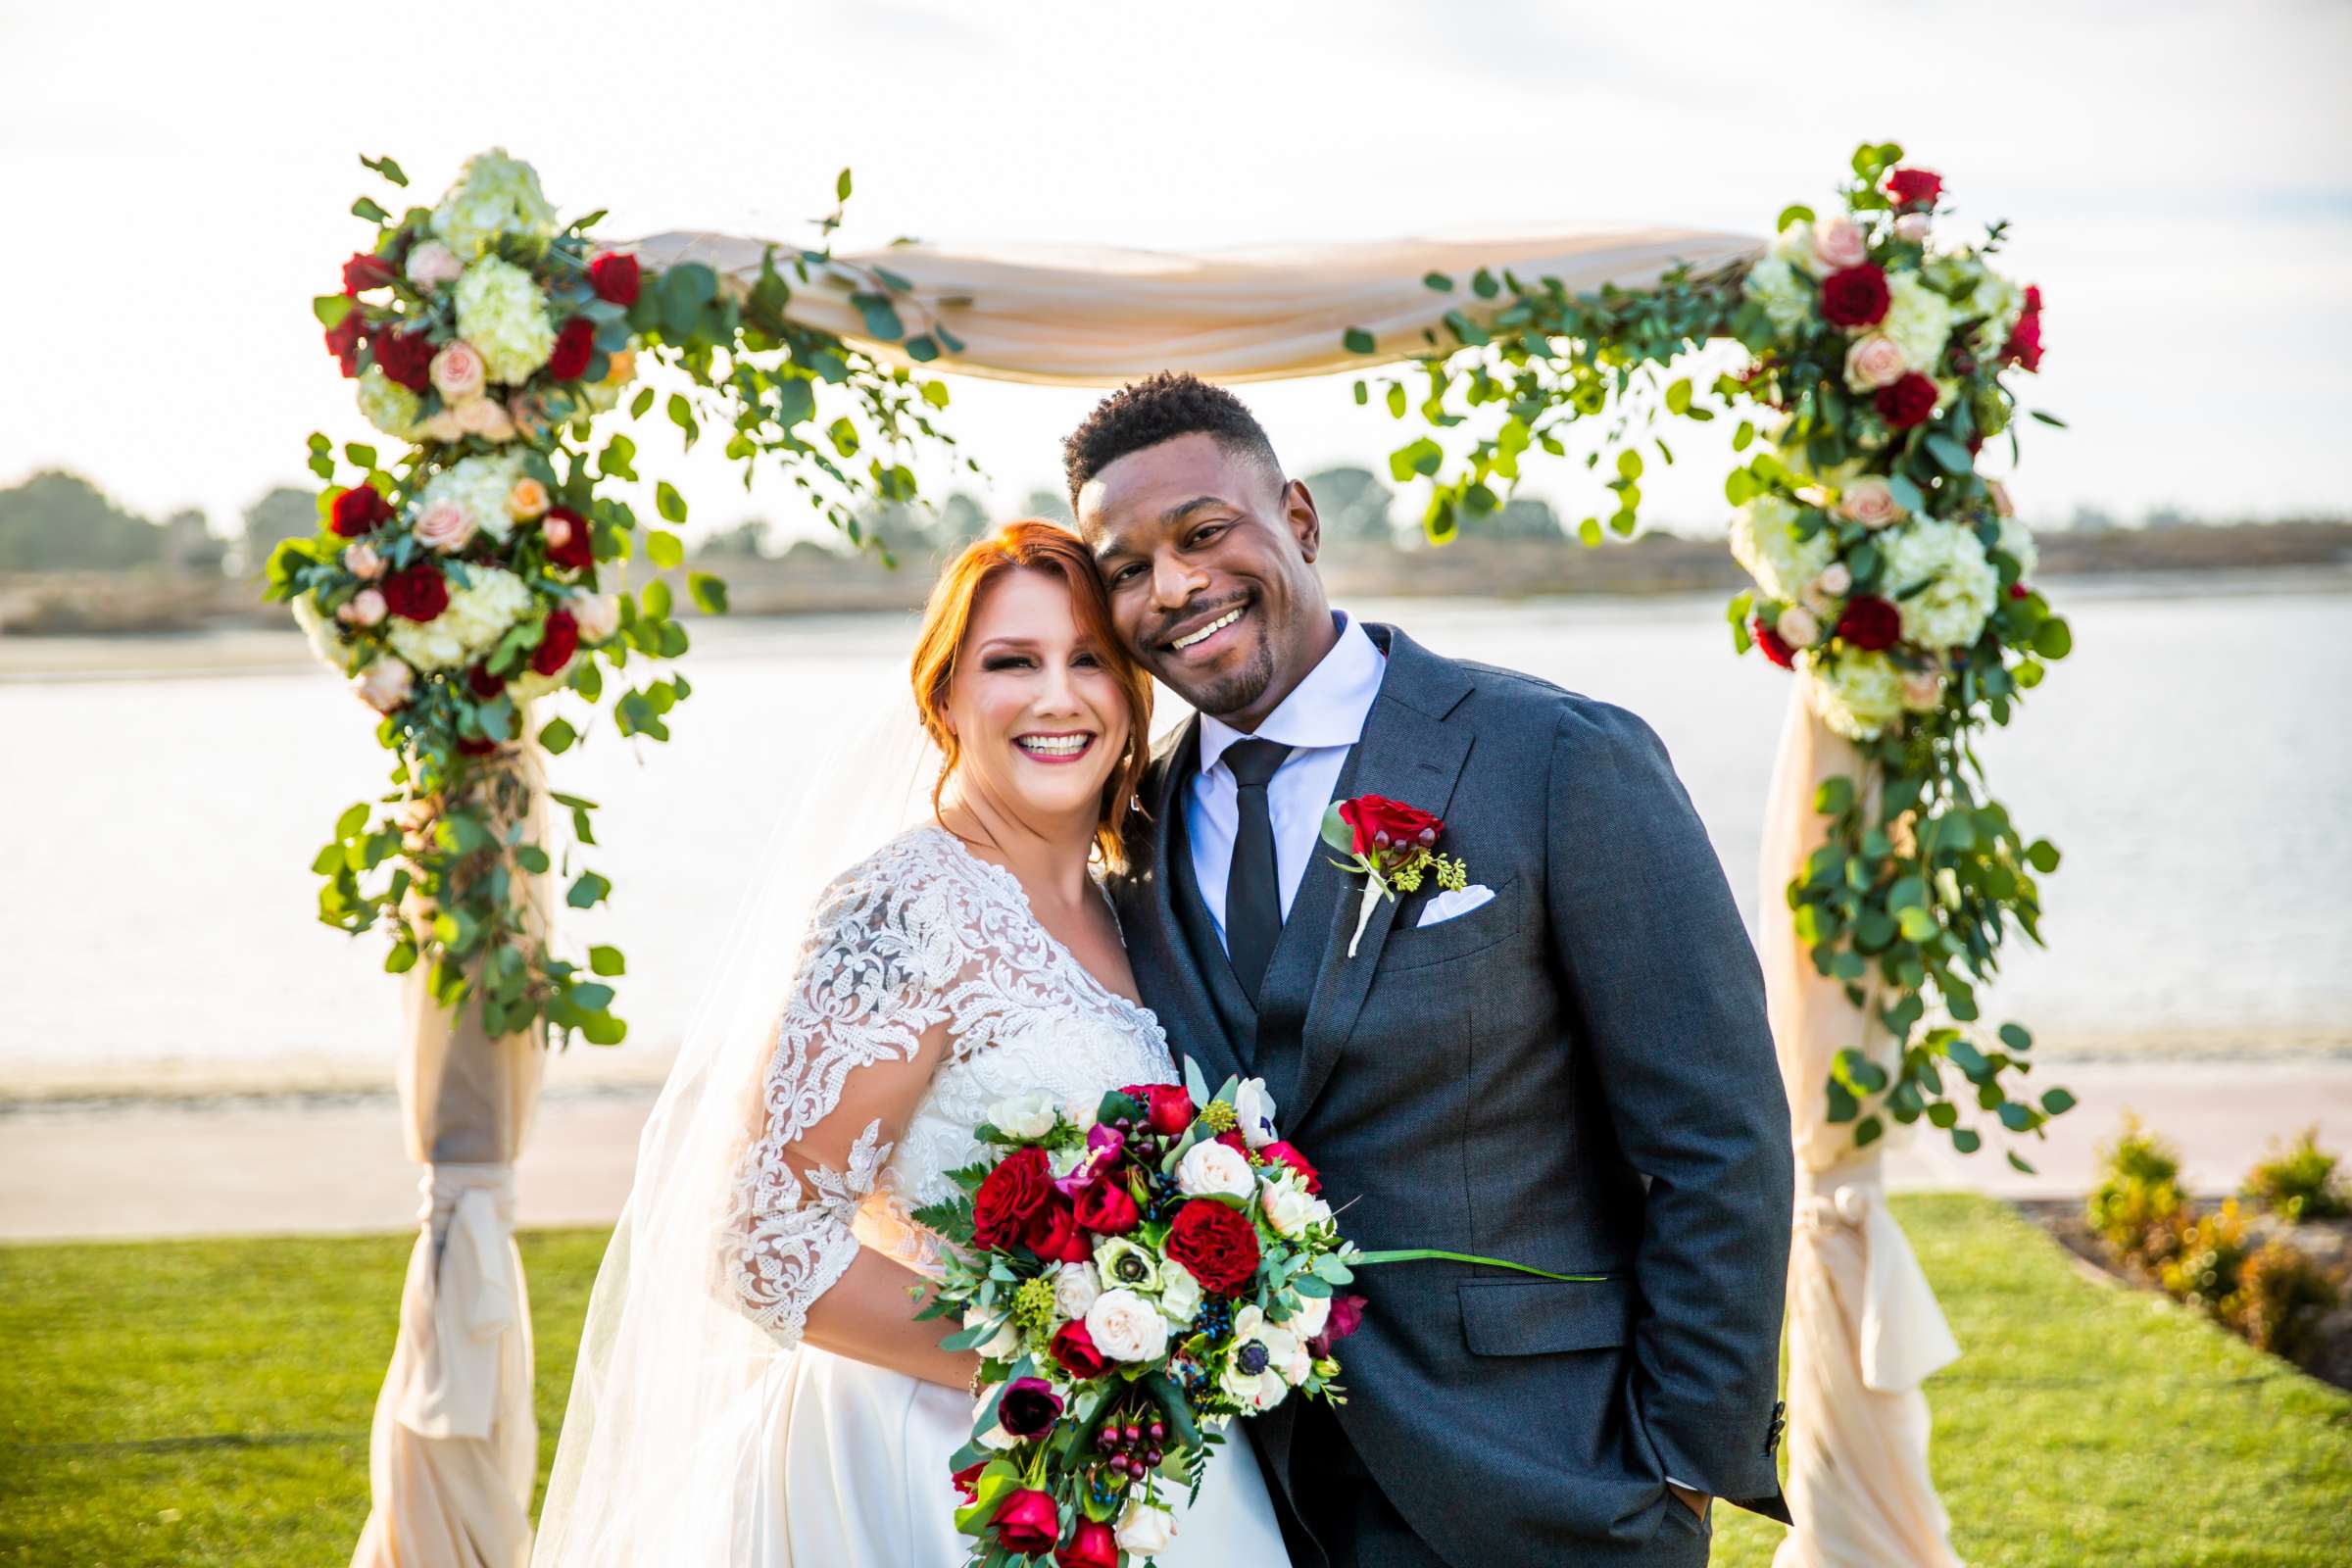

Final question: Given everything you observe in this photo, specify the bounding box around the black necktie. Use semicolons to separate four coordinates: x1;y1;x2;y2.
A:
1223;738;1294;1004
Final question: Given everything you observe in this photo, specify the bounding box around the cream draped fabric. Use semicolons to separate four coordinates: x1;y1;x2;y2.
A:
354;747;552;1568
624;229;1763;385
1760;686;1962;1568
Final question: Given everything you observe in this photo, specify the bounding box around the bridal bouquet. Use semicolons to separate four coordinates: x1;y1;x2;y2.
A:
916;1065;1365;1566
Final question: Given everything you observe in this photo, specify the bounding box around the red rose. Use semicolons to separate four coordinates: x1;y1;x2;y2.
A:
1050;1318;1107;1380
1338;794;1443;858
1023;1197;1093;1264
531;609;579;676
951;1459;987;1503
1820;265;1891;329
382;564;449;623
1874;372;1937;430
2003;310;2043;372
588;251;641;306
343;252;398;293
1120;1083;1197;1136
542;507;595;572
330;485;392;538
1165;1198;1261;1297
466;662;505;700
992;1489;1059;1556
547;317;596;381
1836;596;1902;652
1072;1178;1141;1236
1305;1293;1368;1359
1259;1141;1321;1196
372;328;435;395
971;1147;1053;1250
323;308;366;378
1214;1129;1250;1157
2009;581;2032;601
456;735;499;757
1883;168;1943;209
1752;614;1794;669
1055;1519;1118;1568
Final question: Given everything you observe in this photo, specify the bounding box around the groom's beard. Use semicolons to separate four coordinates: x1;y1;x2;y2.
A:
1145;611;1279;722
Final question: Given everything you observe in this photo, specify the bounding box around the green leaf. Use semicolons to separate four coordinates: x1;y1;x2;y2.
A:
1342;327;1377;355
351;196;389;224
384;941;418;974
360;154;409;187
2033;618;2074;660
589;945;627;977
2029;409;2068;428
1951;1127;1983;1155
688;572;730;614
566;871;612;909
1924;434;1975;474
1777;204;1816;232
1664;378;1692;415
2041;1087;2078;1116
648;529;685;569
2026;839;2062;873
334;803;370;840
836;168;854;202
642;579;673;621
1998;1023;2033;1054
654;481;688;524
313;294;354;328
1422;271;1454;292
538;715;577;755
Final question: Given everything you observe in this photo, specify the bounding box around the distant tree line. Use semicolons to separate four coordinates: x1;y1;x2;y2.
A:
0;471;227;573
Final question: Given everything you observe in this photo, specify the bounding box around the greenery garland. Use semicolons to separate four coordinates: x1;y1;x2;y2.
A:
1343;143;2076;1165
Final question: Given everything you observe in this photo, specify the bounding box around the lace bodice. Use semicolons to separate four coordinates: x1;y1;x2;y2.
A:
728;825;1175;1350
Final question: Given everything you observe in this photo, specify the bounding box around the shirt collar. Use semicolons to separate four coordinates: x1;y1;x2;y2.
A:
1198;611;1387;777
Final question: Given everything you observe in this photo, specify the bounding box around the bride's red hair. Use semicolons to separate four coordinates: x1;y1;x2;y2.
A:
910;520;1152;867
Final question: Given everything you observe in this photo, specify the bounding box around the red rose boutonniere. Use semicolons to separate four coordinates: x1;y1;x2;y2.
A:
1320;794;1469;957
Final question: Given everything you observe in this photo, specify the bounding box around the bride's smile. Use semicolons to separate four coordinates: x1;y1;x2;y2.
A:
943;564;1131;825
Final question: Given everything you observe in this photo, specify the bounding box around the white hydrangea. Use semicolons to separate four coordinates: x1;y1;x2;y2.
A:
1992;514;2038;581
1802;649;1906;741
1728;494;1837;604
356;367;421;439
1881;518;1998;650
290;593;349;671
1741;255;1812;335
384;564;532;672
1881;272;1956;377
1969;271;2025;340
454;257;557;385
1769;220;1823;278
429;148;560;258
415;452;530;548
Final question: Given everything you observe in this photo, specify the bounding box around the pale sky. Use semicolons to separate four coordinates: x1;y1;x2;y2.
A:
3;0;2348;543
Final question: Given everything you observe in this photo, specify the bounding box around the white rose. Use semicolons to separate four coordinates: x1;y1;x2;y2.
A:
338;588;388;628
405;241;464;290
988;1090;1058;1141
1815;563;1853;597
1893;213;1933;244
1811;214;1868;271
414;501;476;555
1175;1139;1254;1200
1085;1288;1170;1363
1775;605;1822;650
1837;477;1905;530
353;657;415;712
1052;1262;1102;1323
1842;333;1909;393
1155;1259;1202;1324
1260;1174;1319;1239
972;1387;1016;1451
1233;1077;1280;1149
971;1315;1021;1359
1116;1498;1178;1556
574;592;621;644
1288;1293;1332;1342
431;341;487;402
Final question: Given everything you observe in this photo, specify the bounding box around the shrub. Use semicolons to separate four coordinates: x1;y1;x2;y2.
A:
2222;1241;2342;1357
2157;1200;2252;1311
2087;1114;2189;1265
2243;1127;2352;1224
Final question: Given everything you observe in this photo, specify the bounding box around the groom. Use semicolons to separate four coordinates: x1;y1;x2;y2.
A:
1070;374;1793;1566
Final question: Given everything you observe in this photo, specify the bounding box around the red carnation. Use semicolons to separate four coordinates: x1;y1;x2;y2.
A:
1260;1141;1321;1195
1874;372;1937;430
1165;1198;1261;1296
372;328;435;395
542;507;595;572
466;662;506;700
1049;1318;1107;1380
343;252;398;293
1837;596;1903;652
1883;168;1943;209
1752;615;1794;669
330;485;392;538
1119;1083;1197;1137
588;251;641;306
1055;1519;1119;1568
1819;265;1891;329
531;609;579;676
1022;1197;1092;1264
1072;1178;1141;1236
323;308;367;378
382;564;449;622
547;318;596;381
972;1147;1053;1250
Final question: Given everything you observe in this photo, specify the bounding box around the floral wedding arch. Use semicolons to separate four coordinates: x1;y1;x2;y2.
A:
282;145;2071;1568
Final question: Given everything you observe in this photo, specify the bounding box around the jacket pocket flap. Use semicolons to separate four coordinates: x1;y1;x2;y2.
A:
1458;1275;1635;1356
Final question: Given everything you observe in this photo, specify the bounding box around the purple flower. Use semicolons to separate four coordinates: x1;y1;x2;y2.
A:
998;1376;1063;1441
1053;1124;1126;1200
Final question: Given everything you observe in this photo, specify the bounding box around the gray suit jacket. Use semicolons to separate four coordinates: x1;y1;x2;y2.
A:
1112;624;1793;1566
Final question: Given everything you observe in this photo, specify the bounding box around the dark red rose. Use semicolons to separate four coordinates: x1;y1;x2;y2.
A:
343;252;398;292
542;507;595;572
992;1489;1059;1556
323;307;366;378
1165;1198;1261;1297
971;1147;1053;1250
372;328;435;395
1072;1178;1141;1236
1050;1318;1107;1380
2003;310;2044;372
1819;265;1891;329
1338;794;1443;858
2009;581;2032;601
588;251;641;306
531;609;579;676
547;317;596;381
1055;1519;1118;1568
1259;1140;1321;1196
456;735;499;757
1022;1197;1093;1263
382;564;449;622
1306;1293;1368;1359
951;1459;987;1503
466;662;505;700
997;1376;1063;1441
330;485;393;538
1837;596;1903;652
1120;1083;1197;1136
1883;168;1943;208
2023;284;2043;316
1752;615;1794;669
1874;372;1937;430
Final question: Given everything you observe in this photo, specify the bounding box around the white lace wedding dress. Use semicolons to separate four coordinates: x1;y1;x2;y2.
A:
724;824;1293;1567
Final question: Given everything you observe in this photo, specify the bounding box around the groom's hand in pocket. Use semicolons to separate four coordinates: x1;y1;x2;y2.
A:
1667;1482;1710;1520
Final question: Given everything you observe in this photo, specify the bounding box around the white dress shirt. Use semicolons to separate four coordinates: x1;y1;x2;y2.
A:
1187;612;1387;949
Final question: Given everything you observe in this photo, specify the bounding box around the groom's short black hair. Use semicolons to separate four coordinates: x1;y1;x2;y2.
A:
1061;371;1282;512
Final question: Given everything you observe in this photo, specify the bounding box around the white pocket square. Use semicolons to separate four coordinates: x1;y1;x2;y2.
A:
1416;884;1496;927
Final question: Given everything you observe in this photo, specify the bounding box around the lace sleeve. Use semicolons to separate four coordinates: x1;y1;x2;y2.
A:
726;846;960;1350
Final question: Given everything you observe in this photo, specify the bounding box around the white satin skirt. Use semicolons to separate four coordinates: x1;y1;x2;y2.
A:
751;1345;1294;1566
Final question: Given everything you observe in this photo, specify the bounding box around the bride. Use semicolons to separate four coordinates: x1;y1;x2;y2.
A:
533;520;1293;1566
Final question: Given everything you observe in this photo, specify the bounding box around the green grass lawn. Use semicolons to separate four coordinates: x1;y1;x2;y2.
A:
3;1196;2347;1566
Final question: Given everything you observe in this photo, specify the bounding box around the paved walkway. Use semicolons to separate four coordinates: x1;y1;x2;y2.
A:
3;1060;2346;1244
